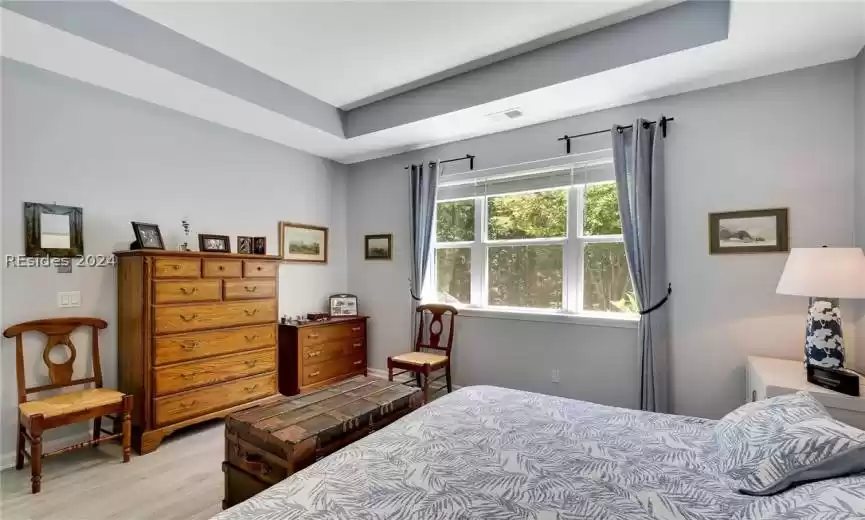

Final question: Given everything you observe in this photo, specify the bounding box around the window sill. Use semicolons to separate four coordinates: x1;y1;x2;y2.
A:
455;307;639;328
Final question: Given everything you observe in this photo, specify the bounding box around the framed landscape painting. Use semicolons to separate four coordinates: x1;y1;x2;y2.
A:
364;234;392;260
280;222;328;263
709;208;789;254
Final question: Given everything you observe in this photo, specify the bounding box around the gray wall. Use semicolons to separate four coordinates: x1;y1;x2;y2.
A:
856;47;865;370
0;60;349;466
347;60;858;420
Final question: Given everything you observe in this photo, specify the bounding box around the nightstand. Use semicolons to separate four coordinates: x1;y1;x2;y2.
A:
747;356;865;429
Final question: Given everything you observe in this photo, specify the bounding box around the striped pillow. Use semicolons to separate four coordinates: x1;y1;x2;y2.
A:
714;391;865;495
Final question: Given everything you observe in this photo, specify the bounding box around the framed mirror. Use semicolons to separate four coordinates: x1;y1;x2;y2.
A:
24;202;84;257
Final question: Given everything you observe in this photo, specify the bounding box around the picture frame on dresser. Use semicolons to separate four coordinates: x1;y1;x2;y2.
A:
114;250;281;454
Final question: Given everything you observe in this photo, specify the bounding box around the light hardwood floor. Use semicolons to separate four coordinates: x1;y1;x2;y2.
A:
1;421;225;520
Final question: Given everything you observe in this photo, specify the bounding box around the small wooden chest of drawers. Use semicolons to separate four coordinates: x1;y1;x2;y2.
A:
278;317;368;395
116;250;281;454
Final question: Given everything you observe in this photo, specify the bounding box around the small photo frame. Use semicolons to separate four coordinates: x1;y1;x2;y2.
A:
364;233;392;260
237;236;253;254
199;234;231;253
131;221;165;250
329;293;358;317
253;236;267;255
709;208;789;255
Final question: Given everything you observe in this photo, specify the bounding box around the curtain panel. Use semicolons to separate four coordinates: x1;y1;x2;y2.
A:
611;119;670;413
408;161;439;341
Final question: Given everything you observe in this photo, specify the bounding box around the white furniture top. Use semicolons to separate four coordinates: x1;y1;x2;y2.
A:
748;356;865;415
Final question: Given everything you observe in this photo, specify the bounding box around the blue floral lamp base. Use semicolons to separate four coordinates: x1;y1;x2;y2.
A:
804;297;845;368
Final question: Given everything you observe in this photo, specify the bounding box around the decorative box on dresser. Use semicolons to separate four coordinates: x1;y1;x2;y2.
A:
116;250;281;454
747;356;865;429
278;317;368;395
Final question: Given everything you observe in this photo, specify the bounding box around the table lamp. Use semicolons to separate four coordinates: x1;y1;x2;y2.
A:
776;247;865;368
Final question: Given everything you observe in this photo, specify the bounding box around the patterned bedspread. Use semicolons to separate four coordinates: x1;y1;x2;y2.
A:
214;386;865;520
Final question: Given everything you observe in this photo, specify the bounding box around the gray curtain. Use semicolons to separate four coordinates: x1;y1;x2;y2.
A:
611;118;670;413
409;161;439;341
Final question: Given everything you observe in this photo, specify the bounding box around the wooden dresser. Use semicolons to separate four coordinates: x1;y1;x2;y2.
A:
116;250;280;454
278;317;368;395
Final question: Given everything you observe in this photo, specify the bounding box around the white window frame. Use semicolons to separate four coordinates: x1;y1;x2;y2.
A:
429;182;638;325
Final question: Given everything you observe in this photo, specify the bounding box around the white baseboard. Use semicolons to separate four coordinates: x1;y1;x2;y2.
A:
0;431;93;471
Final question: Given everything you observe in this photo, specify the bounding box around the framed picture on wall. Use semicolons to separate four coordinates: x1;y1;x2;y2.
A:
279;222;328;263
709;208;789;254
364;234;392;260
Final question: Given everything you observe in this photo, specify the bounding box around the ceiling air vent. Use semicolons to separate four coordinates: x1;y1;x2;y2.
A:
486;107;523;122
503;109;523;119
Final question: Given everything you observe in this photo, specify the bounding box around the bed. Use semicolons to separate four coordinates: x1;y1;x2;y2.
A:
213;385;865;520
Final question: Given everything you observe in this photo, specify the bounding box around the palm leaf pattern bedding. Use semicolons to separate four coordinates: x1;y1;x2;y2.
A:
214;386;865;520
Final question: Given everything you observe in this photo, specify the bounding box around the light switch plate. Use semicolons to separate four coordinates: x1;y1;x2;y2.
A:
58;291;81;308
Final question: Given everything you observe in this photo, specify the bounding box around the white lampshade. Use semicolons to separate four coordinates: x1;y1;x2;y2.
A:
776;247;865;298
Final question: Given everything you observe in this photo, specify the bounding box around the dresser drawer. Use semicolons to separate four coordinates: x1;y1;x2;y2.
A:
153;257;201;278
154;300;276;335
203;259;242;278
154;373;275;427
243;260;277;278
299;321;366;347
153;348;275;396
303;338;365;365
302;340;348;365
153;325;276;365
153;280;221;304
302;354;365;386
224;280;276;301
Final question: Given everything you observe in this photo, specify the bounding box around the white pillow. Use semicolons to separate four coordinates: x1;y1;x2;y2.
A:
713;391;865;495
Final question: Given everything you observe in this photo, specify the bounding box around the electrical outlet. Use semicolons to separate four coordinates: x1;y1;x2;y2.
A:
58;291;81;308
551;369;561;383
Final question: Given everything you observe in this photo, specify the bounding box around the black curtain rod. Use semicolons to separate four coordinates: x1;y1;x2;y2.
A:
404;154;475;171
558;117;674;154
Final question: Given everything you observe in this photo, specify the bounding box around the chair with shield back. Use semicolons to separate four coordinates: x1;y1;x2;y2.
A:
387;304;458;403
3;317;132;494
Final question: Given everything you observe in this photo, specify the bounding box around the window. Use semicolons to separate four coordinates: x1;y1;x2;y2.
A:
431;174;636;316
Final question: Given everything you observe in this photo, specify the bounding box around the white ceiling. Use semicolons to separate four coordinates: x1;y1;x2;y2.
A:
2;1;864;164
120;0;655;108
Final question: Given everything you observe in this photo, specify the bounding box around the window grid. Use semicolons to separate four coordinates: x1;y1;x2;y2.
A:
432;182;628;315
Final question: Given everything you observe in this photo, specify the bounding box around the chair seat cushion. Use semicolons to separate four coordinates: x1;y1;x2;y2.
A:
19;388;124;418
391;352;448;367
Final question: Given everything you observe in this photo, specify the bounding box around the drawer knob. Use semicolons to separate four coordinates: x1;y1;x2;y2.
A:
351;327;361;332
179;287;198;295
179;400;197;409
219;265;225;271
309;371;321;378
179;314;198;322
169;264;181;270
180;373;196;380
256;266;262;271
308;333;319;339
245;360;258;368
180;341;200;351
353;342;362;348
244;335;258;342
244;309;259;317
244;384;259;393
244;286;257;293
353;360;363;366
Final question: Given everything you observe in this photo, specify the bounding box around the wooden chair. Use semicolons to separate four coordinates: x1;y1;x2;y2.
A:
3;317;133;493
387;304;458;403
